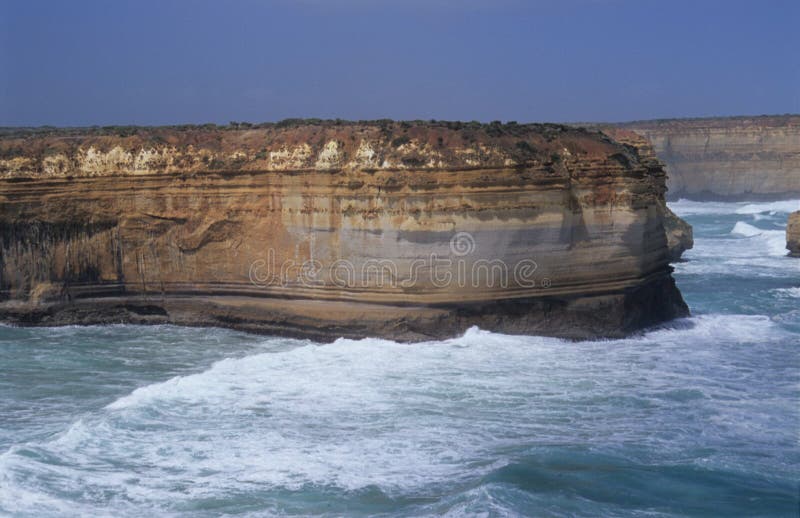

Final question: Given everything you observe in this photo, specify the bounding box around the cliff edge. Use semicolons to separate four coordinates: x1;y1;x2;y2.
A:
0;121;688;340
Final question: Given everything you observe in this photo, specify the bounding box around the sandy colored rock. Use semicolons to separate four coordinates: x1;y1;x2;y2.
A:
788;211;800;257
0;121;688;340
600;127;693;261
621;115;800;201
662;205;694;262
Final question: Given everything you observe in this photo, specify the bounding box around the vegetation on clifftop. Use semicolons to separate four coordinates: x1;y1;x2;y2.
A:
0;119;589;140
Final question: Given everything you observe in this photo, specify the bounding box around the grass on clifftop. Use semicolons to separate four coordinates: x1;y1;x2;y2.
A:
0;119;586;140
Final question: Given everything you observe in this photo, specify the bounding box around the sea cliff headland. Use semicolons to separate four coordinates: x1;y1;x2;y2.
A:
0;120;688;340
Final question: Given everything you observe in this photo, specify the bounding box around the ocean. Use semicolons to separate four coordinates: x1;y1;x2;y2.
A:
1;200;798;517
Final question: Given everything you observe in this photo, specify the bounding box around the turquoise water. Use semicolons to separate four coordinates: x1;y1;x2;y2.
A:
1;200;798;517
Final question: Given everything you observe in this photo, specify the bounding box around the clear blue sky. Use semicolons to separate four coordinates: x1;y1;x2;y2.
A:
1;0;797;126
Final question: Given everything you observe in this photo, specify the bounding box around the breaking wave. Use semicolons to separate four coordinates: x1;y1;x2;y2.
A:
1;199;798;516
1;314;798;516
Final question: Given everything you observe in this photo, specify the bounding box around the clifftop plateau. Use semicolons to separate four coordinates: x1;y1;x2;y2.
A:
1;121;621;179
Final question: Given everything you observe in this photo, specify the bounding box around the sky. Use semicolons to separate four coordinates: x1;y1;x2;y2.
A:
1;0;797;126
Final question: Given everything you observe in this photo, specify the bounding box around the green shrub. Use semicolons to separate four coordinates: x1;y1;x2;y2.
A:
515;140;536;155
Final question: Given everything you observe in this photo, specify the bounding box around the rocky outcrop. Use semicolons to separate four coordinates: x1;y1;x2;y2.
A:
663;205;694;262
788;211;800;257
620;115;800;201
0;121;688;341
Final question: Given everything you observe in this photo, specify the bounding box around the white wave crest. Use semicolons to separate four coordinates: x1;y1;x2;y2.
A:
771;287;800;299
669;199;800;217
728;221;789;257
735;200;800;215
730;221;763;237
1;313;796;516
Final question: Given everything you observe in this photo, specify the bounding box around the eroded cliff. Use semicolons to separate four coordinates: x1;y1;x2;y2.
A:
0;121;687;340
621;115;800;201
601;127;693;261
788;211;800;258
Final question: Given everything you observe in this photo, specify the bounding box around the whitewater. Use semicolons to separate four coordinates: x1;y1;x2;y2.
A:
0;200;798;517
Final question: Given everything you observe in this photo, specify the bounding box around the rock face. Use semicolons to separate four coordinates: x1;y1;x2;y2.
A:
663;205;694;262
621;115;800;201
600;127;693;261
0;121;688;341
788;211;800;257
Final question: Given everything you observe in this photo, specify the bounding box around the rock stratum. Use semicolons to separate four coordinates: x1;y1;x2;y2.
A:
620;115;800;201
600;128;693;261
788;211;800;258
0;121;688;341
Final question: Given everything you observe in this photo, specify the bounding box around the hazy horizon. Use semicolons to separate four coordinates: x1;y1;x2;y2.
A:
2;113;800;131
2;0;798;126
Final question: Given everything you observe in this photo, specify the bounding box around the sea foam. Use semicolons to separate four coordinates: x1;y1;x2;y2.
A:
670;199;800;217
2;201;800;517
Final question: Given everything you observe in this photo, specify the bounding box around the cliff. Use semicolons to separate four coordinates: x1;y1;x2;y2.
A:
620;115;800;201
601;127;693;261
788;211;800;257
662;206;693;262
0;121;688;341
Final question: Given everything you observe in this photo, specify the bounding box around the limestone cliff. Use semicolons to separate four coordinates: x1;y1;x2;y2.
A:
621;115;800;201
663;206;693;262
0;121;688;340
788;211;800;258
600;127;693;261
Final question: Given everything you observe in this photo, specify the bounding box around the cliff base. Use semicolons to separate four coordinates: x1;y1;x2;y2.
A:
0;274;688;342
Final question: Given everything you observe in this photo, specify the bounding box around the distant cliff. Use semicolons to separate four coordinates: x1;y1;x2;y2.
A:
620;115;800;201
0;121;687;340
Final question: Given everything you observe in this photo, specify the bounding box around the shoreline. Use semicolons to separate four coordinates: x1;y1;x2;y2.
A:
0;273;688;342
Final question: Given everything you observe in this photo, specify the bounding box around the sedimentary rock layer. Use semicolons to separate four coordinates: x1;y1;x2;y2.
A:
621;115;800;201
662;206;693;262
788;211;800;258
601;127;693;261
0;121;688;340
